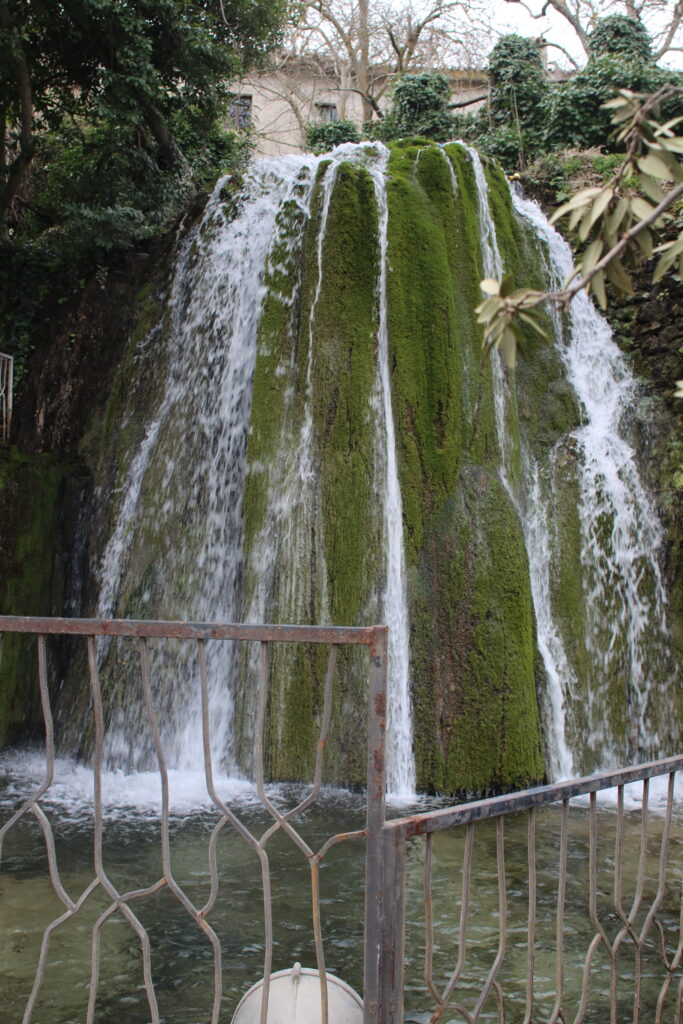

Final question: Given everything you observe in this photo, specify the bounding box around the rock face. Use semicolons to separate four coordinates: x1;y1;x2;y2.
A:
0;142;679;793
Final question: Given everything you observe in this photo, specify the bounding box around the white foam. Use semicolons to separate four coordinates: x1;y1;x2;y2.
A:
0;750;260;821
573;771;683;814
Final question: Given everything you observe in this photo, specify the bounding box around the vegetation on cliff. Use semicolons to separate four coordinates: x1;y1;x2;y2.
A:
0;0;288;380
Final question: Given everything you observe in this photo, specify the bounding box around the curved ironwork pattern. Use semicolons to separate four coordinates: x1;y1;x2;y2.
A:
384;759;683;1024
0;615;681;1024
0;616;388;1024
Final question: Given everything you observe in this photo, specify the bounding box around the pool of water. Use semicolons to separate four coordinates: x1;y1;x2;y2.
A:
1;751;681;1023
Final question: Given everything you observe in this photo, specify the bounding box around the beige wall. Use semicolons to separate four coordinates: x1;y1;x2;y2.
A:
229;68;489;158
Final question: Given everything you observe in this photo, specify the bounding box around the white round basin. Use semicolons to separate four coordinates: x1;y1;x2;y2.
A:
231;963;364;1024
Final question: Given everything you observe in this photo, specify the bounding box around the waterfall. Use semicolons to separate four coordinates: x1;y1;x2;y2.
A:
514;193;675;769
91;145;416;791
462;146;575;778
47;140;677;793
366;145;416;798
96;157;317;771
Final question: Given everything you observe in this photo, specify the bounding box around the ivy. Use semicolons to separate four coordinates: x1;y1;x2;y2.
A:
370;72;461;143
588;15;653;61
305;119;361;154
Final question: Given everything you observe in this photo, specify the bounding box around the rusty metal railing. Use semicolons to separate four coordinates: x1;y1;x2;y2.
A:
377;757;683;1024
1;615;681;1024
0;615;389;1024
0;351;13;442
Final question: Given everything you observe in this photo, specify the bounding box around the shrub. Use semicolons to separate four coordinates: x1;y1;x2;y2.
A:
306;120;361;154
588;15;653;60
372;72;460;142
546;18;680;151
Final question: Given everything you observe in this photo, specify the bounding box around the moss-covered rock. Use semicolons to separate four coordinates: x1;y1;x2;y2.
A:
0;449;86;746
381;141;545;791
412;467;545;793
238;159;384;784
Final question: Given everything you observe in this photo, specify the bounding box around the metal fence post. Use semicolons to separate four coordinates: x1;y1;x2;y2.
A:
364;626;388;1024
378;826;406;1024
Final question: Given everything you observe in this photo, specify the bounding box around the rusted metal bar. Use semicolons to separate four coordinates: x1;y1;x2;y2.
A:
386;756;683;838
363;627;389;1024
549;799;569;1024
0;636;56;855
86;635;161;1024
432;821;474;1022
377;827;407;1024
472;817;506;1020
0;614;382;645
138;638;224;1024
523;807;536;1024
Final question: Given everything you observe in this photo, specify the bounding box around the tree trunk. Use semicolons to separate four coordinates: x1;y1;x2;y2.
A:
133;89;187;172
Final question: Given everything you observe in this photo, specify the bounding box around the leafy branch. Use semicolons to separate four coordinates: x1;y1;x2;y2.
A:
476;85;683;397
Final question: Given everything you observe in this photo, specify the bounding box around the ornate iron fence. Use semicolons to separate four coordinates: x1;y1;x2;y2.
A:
0;614;681;1024
377;759;683;1024
0;351;13;442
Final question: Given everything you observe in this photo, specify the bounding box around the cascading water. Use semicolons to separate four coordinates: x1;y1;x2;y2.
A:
464;146;575;778
365;145;416;798
42;139;678;793
514;192;675;770
465;146;675;775
96;157;320;771
90;145;416;792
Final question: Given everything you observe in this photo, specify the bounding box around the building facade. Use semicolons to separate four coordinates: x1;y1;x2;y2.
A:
229;60;489;157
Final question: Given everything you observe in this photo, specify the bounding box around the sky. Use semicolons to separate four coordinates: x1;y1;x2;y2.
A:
477;1;683;69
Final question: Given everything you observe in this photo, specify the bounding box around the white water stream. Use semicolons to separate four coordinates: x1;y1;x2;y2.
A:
62;144;677;790
93;147;416;793
462;146;575;778
365;145;416;798
515;193;674;769
98;158;320;772
462;144;672;775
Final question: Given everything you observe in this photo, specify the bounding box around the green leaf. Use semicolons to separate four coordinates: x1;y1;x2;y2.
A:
499;274;515;299
591;270;607;309
588;187;614;228
655;116;683;136
653;235;683;282
659;136;683;154
634;228;653;260
577;208;595;243
637;152;677;181
631;196;657;221
581;237;604;276
606;196;629;237
500;328;517;368
475;295;502;321
605;258;633;295
551;187;602;224
518;311;550;341
639;173;665;206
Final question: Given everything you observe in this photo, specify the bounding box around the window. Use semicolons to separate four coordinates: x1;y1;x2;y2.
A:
229;94;252;130
316;103;339;124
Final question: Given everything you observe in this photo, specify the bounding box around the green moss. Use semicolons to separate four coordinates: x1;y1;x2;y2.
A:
239;160;383;783
312;163;381;626
0;449;72;747
385;142;496;565
382;142;544;791
413;467;545;793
